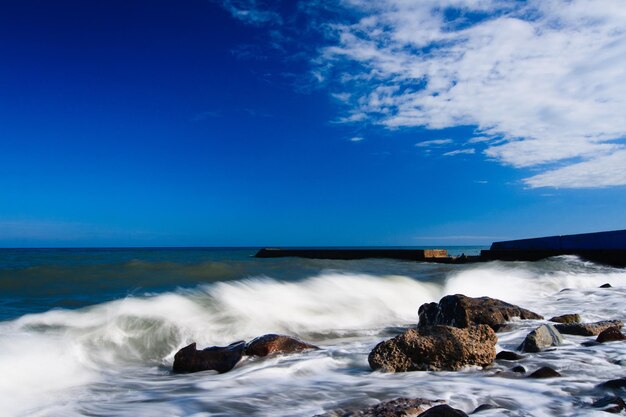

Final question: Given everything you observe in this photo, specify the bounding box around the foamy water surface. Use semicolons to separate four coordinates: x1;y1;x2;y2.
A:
1;250;625;417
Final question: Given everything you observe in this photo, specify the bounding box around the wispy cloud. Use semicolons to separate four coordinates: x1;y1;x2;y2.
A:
415;139;453;147
316;0;626;188
220;0;282;25
349;136;364;142
444;148;475;156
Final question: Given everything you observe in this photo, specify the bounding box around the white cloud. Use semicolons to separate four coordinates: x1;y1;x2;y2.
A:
317;0;626;188
415;139;453;147
444;148;476;156
349;136;364;142
524;149;626;188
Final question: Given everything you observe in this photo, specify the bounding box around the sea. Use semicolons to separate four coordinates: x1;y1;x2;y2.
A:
1;247;625;417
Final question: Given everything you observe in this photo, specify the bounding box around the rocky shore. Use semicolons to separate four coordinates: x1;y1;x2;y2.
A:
172;284;626;416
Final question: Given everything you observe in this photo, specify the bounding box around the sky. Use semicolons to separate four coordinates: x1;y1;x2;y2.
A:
1;0;625;247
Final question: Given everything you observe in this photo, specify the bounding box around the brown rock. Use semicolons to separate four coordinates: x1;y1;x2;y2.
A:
555;320;623;336
172;341;245;374
528;366;561;378
418;294;542;331
314;397;443;417
597;327;626;343
368;325;497;372
245;334;318;357
549;314;580;324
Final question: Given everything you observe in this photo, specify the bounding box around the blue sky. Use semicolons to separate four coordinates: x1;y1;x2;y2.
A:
1;0;625;247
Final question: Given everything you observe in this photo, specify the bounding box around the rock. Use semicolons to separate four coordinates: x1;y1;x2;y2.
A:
555;320;623;336
172;341;245;374
369;325;497;372
313;397;443;417
592;396;626;413
511;365;526;373
245;334;318;357
600;378;626;390
597;327;626;343
518;324;564;352
581;340;600;347
528;366;561;378
549;314;581;324
471;404;498;414
600;283;613;288
496;351;525;361
418;294;542;331
419;404;469;417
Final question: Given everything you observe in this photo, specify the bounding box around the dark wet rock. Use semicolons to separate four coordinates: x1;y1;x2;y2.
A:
518;324;564;352
600;283;613;288
592;396;626;413
597;327;626;343
172;341;245;374
600;378;626;390
471;404;498;414
549;314;580;324
496;350;525;361
555;320;623;336
528;366;561;378
313;397;443;417
511;365;526;373
419;404;469;417
369;325;496;372
245;334;318;357
418;294;542;331
582;340;600;347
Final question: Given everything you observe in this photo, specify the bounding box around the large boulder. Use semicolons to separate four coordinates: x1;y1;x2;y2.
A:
172;341;245;374
518;324;563;352
418;295;542;331
245;334;318;357
313;397;444;417
555;320;623;336
369;325;497;372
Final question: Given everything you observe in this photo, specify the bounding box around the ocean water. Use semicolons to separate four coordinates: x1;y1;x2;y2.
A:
1;247;625;417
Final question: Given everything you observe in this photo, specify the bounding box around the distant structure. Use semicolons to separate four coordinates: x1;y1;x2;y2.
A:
255;229;626;267
481;229;626;267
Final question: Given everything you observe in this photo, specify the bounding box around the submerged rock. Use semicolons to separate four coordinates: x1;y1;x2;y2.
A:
496;350;525;361
368;325;497;372
592;396;626;413
245;334;319;357
600;378;626;390
528;366;561;378
313;397;443;417
511;365;526;373
172;341;245;374
419;404;469;417
518;324;564;352
596;327;626;343
555;320;623;336
549;314;580;324
418;294;542;331
471;404;498;414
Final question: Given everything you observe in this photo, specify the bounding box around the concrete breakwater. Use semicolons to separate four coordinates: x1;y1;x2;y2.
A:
255;229;626;267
